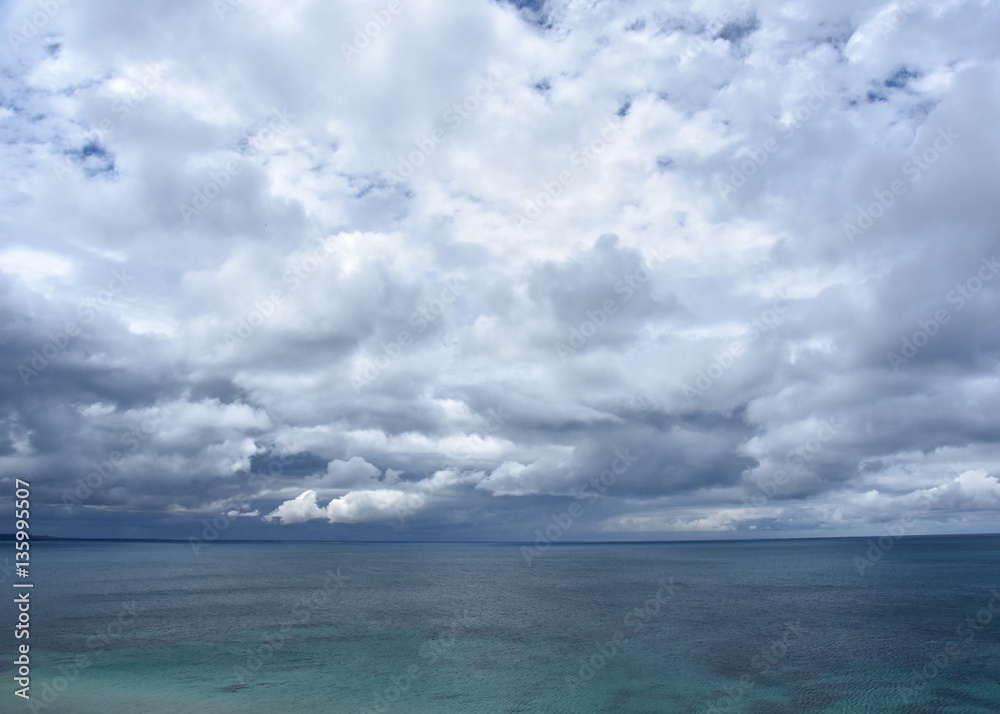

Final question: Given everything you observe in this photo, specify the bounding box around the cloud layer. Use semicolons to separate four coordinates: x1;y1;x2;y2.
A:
1;0;999;541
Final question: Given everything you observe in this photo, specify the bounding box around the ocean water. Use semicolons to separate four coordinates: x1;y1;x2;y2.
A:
2;535;999;713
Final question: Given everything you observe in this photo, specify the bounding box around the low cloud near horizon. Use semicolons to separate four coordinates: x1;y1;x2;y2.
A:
2;0;999;542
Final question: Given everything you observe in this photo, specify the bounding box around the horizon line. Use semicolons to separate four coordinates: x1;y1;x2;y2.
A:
5;531;1000;545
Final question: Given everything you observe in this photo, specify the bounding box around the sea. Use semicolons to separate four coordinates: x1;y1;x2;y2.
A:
2;535;999;713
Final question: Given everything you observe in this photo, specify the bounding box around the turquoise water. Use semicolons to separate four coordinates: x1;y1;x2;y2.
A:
2;536;999;713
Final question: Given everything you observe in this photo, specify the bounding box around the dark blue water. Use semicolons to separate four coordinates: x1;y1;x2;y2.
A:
2;536;999;712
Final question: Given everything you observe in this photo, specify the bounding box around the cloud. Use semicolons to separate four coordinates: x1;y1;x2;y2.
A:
600;468;1000;535
322;489;423;524
600;506;783;534
2;0;999;541
265;489;325;525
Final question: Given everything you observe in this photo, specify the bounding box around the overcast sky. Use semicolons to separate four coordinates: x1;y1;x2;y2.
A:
1;0;999;542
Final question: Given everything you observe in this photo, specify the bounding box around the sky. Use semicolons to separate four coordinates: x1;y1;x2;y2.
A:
1;0;999;542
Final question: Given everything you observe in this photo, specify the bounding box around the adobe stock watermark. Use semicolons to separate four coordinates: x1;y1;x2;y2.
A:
7;0;72;53
61;405;174;513
186;500;267;556
674;3;753;64
216;234;354;357
741;417;842;511
630;391;657;415
52;65;166;182
682;293;790;404
25;601;140;712
440;406;511;467
178;109;292;224
384;406;513;526
352;276;466;392
843;126;959;243
557;247;668;362
897;586;1000;705
703;622;808;714
873;0;929;38
852;496;933;576
565;578;677;693
213;0;243;21
509;118;624;231
520;448;638;565
388;74;500;182
231;569;351;686
17;269;134;385
340;0;405;62
887;253;999;370
851;460;972;575
385;490;427;527
715;82;832;200
189;456;290;555
360;608;475;713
